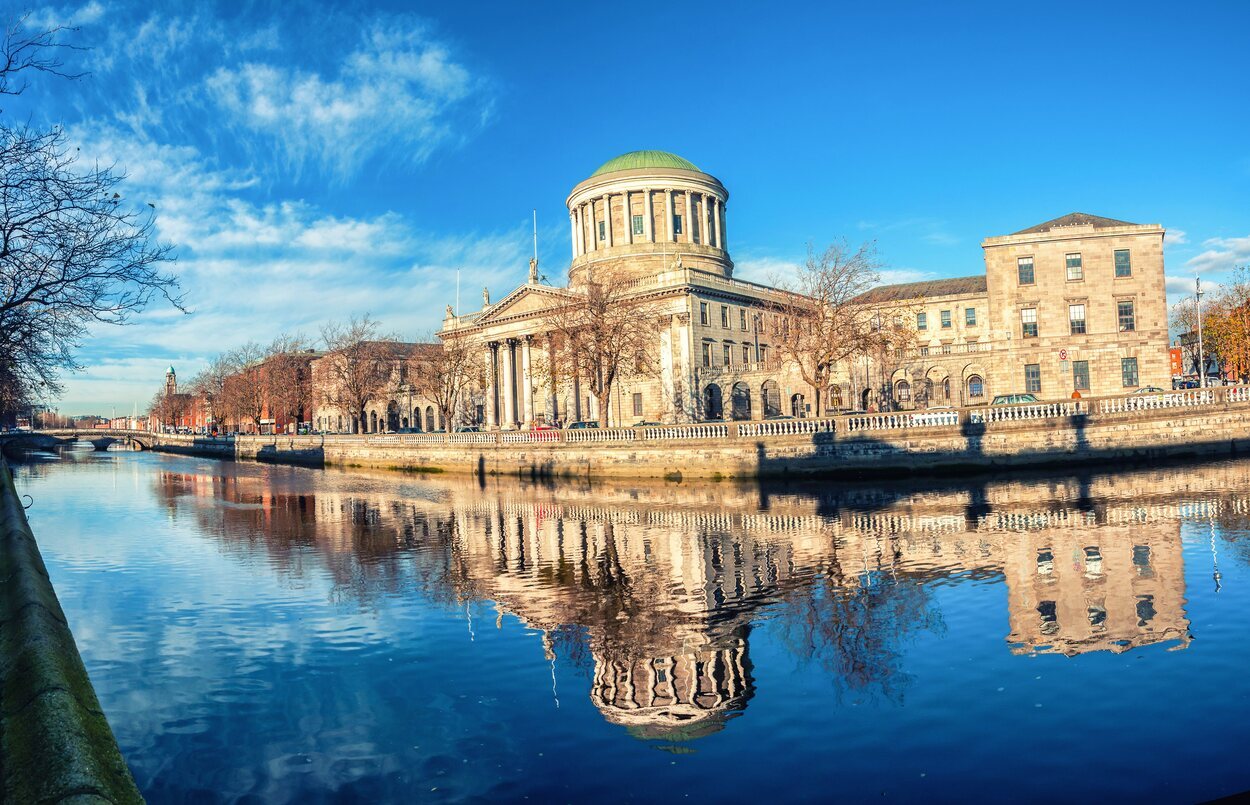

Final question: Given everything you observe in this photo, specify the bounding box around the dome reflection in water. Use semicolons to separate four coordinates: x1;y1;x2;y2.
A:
16;447;1250;802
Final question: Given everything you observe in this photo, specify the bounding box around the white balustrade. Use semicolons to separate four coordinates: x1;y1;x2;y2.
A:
1099;390;1215;414
641;423;730;440
843;411;957;432
981;402;1083;423
565;427;637;443
738;418;836;437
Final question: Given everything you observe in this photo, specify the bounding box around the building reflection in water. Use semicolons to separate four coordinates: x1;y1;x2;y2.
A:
140;457;1240;743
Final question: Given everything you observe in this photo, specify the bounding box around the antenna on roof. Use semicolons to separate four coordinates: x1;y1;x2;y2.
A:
532;209;538;263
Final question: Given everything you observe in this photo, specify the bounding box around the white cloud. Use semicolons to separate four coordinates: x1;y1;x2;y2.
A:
1165;228;1188;246
55;125;529;414
204;20;488;180
1185;234;1250;275
733;256;801;284
877;268;936;285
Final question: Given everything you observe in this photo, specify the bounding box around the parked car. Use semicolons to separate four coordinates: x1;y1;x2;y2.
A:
533;423;557;431
990;393;1040;405
631;421;663;427
1133;386;1167;394
454;426;481;433
566;421;599;429
765;414;795;421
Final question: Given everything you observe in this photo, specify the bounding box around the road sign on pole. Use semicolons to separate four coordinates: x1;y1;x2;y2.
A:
1058;348;1068;361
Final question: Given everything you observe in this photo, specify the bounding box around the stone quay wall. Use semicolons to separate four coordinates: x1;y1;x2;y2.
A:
0;456;142;803
117;386;1250;480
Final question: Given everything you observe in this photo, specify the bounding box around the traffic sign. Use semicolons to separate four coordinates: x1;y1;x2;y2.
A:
1058;348;1068;361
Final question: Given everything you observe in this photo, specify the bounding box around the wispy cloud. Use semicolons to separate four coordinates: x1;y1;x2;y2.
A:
56;124;528;412
858;217;960;248
204;20;489;181
1165;228;1188;246
1185;234;1250;275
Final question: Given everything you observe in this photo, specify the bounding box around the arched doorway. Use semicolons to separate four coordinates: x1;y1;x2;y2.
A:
730;382;752;420
425;406;436;431
412;407;422;431
761;380;781;417
895;380;911;405
861;388;871;410
369;410;378;432
827;384;844;413
790;393;805;417
386;400;400;432
703;384;723;420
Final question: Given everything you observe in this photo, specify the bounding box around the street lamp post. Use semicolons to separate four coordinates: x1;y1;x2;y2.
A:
1196;277;1206;389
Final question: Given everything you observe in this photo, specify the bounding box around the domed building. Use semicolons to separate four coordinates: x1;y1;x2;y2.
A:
440;150;806;427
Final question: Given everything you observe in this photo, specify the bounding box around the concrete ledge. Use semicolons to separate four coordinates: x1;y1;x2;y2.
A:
0;457;142;804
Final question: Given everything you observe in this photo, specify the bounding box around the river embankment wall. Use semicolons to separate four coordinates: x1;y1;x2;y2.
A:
0;456;142;803
114;389;1250;480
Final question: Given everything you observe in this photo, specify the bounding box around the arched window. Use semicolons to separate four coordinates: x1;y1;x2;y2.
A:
425;406;436;432
703;385;723;420
369;411;378;432
412;408;422;432
828;385;843;409
761;380;781;417
896;380;911;401
968;375;985;399
386;401;400;432
730;381;752;420
943;377;951;401
790;393;806;417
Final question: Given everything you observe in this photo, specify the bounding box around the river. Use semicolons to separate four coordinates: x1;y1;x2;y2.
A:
13;445;1250;802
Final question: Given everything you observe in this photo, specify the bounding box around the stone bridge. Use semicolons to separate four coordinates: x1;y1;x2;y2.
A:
15;428;157;451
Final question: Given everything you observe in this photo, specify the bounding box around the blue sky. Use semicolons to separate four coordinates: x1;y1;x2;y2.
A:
19;0;1250;415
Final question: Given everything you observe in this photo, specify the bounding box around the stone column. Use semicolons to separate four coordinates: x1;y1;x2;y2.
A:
569;212;578;259
485;343;498;428
702;194;711;247
665;189;674;241
575;206;585;256
713;197;723;250
622;190;631;245
644;188;654;243
521;335;534;427
602;194;612;247
501;339;517;428
675;313;693;421
684;190;694;243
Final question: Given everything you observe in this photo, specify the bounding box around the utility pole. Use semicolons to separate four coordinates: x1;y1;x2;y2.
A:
1196;277;1207;389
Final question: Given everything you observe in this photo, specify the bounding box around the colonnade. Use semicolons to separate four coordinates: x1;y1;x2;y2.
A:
569;188;725;259
483;336;600;428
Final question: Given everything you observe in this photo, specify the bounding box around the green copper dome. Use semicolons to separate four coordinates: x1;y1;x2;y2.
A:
590;150;700;177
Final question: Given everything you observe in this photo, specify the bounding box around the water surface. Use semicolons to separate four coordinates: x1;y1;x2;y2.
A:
14;447;1250;802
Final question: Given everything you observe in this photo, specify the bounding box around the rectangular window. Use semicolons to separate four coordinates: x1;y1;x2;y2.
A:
1122;357;1139;387
699;301;708;325
1073;360;1090;390
1069;304;1086;335
917;312;927;330
739;309;747;330
965;307;977;326
1018;256;1035;285
940;310;952;329
1025;363;1041;393
1115;249;1132;277
1066;253;1084;281
701;342;711;367
632;393;643;416
1021;307;1038;338
598;221;605;241
1118;300;1135;332
720;305;729;328
722;344;731;367
742;345;751;364
632;214;644;235
673;215;683;235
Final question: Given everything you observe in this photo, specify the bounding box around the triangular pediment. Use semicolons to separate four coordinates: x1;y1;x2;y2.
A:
475;284;579;325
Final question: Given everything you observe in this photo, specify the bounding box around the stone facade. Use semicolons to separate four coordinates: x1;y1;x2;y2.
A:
858;213;1170;407
442;152;1171;426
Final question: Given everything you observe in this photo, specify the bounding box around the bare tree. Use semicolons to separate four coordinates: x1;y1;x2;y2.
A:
0;18;180;418
766;241;909;415
218;342;267;433
263;333;314;431
541;266;661;427
413;333;479;431
319;315;399;433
